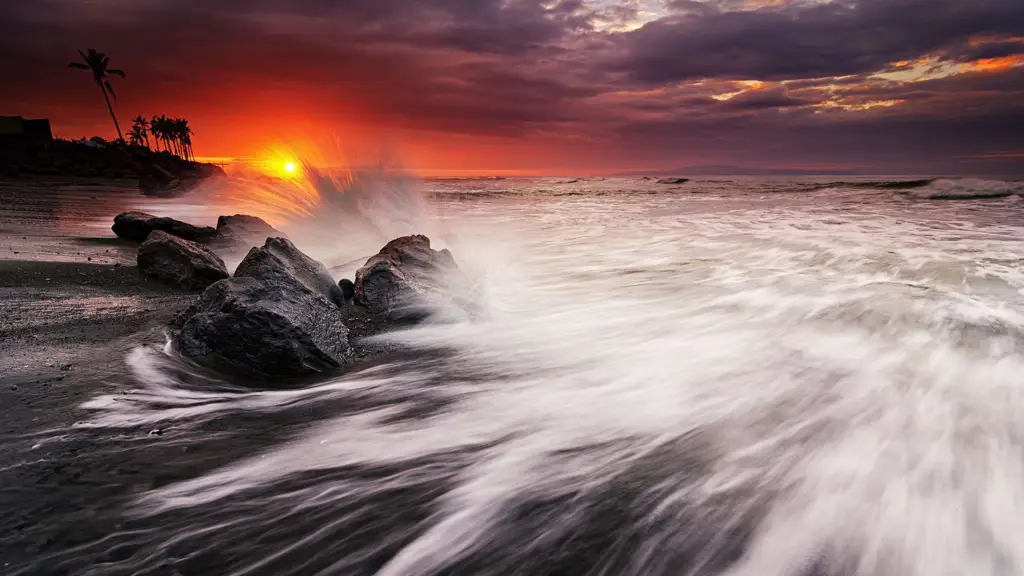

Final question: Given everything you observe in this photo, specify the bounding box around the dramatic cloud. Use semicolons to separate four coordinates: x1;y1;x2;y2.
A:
2;0;1022;173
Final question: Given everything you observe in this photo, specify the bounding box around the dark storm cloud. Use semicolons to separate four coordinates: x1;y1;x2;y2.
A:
941;40;1024;62
621;0;1024;82
2;0;1023;172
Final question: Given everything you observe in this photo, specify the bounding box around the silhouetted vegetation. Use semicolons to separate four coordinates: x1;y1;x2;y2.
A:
68;49;125;141
149;115;195;161
70;50;197;161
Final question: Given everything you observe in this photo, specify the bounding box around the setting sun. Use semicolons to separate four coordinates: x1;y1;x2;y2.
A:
284;161;296;173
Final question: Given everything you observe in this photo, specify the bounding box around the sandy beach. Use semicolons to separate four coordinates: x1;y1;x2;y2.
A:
0;178;405;573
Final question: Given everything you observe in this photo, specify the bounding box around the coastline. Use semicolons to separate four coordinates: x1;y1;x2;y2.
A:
0;180;414;572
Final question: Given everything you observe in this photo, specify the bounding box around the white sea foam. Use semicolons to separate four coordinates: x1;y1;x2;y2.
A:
81;173;1024;575
909;177;1024;200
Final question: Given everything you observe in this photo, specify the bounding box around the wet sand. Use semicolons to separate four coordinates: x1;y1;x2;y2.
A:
0;181;186;572
0;180;417;574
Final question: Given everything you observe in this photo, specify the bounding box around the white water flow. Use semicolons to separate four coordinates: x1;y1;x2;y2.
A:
81;176;1024;575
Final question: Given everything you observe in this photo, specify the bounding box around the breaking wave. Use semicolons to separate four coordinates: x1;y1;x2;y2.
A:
904;177;1024;200
44;175;1024;576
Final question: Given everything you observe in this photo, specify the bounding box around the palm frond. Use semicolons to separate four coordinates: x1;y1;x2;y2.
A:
108;68;125;78
68;62;90;70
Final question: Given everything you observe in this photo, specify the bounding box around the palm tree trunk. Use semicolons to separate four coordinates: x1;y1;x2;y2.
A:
99;84;123;140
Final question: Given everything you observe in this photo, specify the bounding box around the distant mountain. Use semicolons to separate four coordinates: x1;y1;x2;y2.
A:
617;164;869;177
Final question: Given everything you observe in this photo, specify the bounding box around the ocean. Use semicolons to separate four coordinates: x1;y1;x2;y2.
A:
4;173;1024;575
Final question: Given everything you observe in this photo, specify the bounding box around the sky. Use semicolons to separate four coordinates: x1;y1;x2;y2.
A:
2;0;1024;175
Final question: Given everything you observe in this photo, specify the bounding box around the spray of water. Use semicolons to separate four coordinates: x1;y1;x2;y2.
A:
146;147;446;275
61;177;1024;575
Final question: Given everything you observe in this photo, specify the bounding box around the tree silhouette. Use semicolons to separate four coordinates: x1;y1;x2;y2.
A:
132;115;151;149
68;49;126;140
141;114;196;160
127;125;146;146
175;118;194;160
151;115;169;153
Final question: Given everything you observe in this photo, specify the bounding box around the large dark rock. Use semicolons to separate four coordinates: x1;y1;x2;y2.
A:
234;237;345;306
176;276;352;377
138;231;229;290
112;211;217;242
354;235;472;314
175;236;353;378
214;214;285;249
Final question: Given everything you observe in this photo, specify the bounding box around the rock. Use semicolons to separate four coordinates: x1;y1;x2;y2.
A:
211;214;286;253
339;279;355;303
234;237;344;306
176;276;352;377
354;235;472;315
137;231;229;290
656;177;689;185
112;212;217;243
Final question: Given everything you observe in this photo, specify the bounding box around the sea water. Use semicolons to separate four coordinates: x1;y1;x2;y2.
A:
56;173;1024;575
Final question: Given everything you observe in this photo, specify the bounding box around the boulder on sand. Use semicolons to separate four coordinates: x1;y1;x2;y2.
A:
138;231;229;290
175;237;352;378
354;235;473;315
176;277;352;377
112;211;217;242
234;237;345;306
213;214;285;250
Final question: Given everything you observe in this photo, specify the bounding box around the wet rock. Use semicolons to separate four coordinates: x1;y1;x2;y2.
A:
176;276;352;378
234;237;344;306
137;231;229;290
112;211;217;243
354;235;472;315
656;177;689;185
213;214;285;251
339;278;355;303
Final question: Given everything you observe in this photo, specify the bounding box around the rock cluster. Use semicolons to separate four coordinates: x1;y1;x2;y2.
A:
112;212;281;250
151;227;475;382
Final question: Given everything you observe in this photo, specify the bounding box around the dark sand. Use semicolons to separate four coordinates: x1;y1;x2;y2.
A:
0;179;403;574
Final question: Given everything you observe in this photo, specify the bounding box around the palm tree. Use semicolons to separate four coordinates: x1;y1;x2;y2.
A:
127;125;146;146
132;115;151;149
168;118;181;157
151;115;169;154
68;49;126;140
175;118;194;160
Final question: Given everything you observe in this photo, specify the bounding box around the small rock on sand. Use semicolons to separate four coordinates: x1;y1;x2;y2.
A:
112;211;218;243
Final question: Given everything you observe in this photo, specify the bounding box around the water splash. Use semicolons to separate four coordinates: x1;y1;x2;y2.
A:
29;177;1024;575
147;151;444;272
